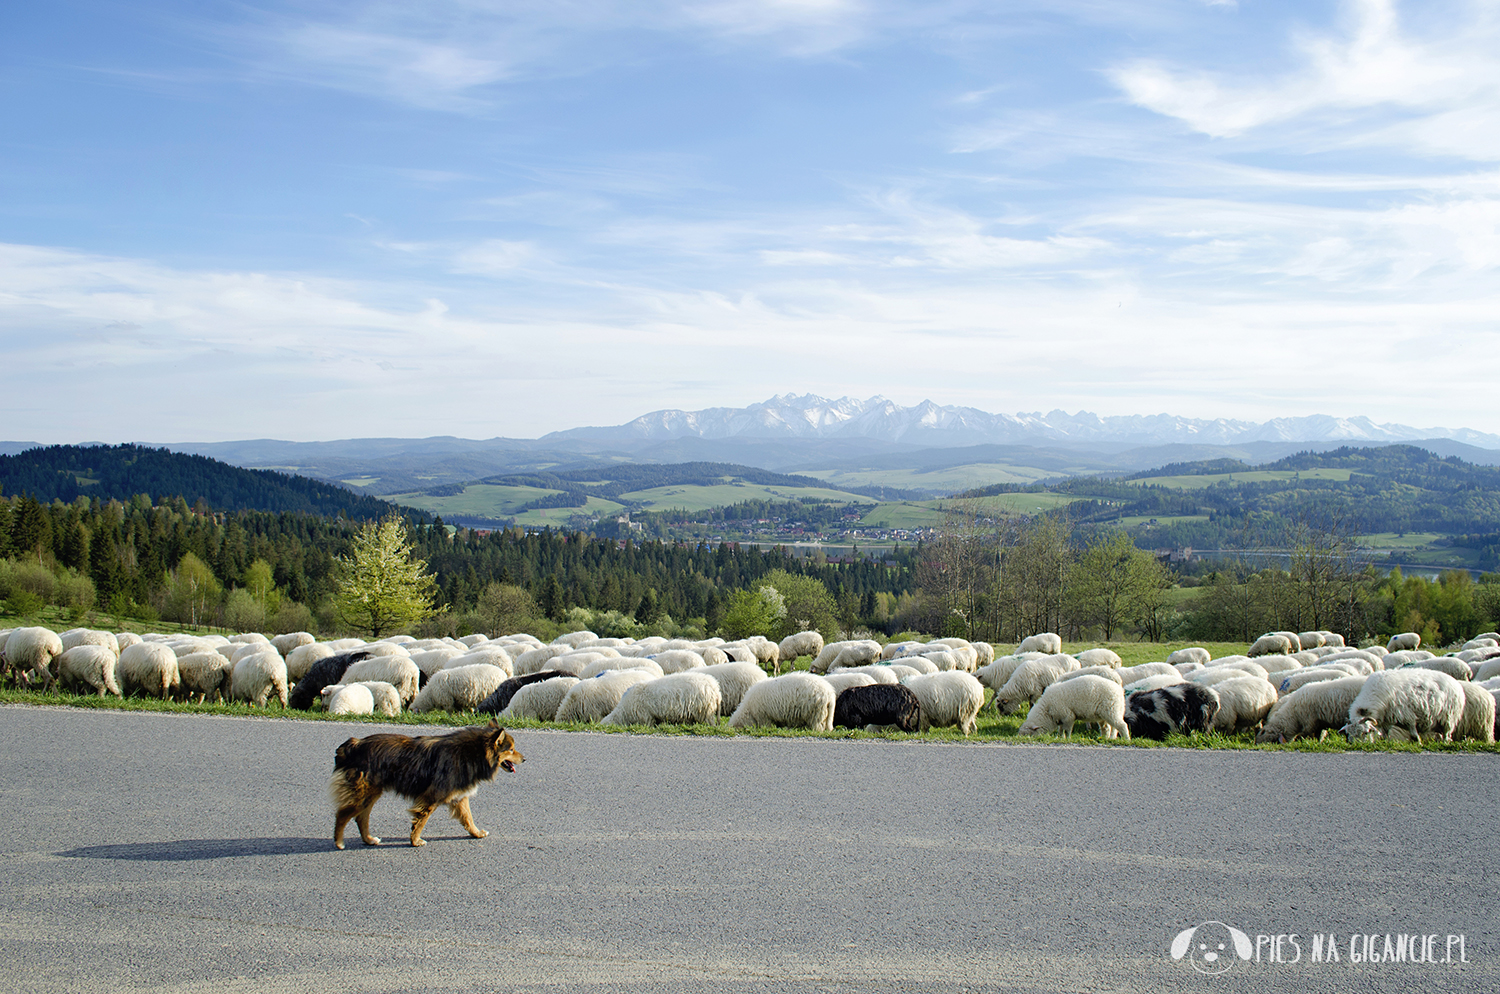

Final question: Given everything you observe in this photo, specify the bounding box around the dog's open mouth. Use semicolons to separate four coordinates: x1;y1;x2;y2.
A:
500;760;517;773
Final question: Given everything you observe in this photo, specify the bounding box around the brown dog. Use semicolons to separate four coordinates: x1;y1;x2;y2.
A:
330;719;523;849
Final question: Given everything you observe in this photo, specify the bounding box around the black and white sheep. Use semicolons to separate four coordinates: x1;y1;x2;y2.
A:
1124;683;1221;740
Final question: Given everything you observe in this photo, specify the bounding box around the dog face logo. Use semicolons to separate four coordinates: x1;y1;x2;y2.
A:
1170;921;1253;975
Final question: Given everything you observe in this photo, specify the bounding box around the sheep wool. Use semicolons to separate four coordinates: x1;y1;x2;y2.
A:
60;629;118;655
1248;634;1293;657
270;631;316;655
1256;676;1369;744
325;683;375;716
778;630;824;664
56;645;122;697
1075;648;1122;670
1018;674;1129;739
993;655;1079;714
579;657;664;679
119;641;182;699
649;649;707;675
1121;673;1186;695
1342;669;1464;744
601;671;722;727
1455;682;1496;743
727;672;835;731
555;670;657;724
285;642;337;681
1166;647;1211;666
342;655;421;705
1057;665;1124;686
176;651;234;702
1017;633;1063;655
4;627;64;685
230;650;287;707
411;663;509;713
833;684;922;733
902;671;985;736
1208;677;1279;734
1387;632;1421;652
1124;684;1220;740
697;661;769;716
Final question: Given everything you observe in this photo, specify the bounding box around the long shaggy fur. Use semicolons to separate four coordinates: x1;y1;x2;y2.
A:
289;650;372;710
1125;683;1220;740
330;720;524;849
833;683;922;732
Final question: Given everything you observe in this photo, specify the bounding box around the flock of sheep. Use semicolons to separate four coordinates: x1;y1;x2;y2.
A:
3;621;1498;745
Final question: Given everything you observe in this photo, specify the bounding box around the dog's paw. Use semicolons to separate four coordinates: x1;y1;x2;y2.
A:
410;837;426;847
362;836;381;846
334;841;345;850
471;829;488;839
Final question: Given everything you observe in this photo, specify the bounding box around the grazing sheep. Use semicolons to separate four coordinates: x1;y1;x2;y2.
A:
410;648;465;679
60;628;118;655
1455;682;1496;743
114;632;142;651
288;650;372;710
458;633;489;647
1125;683;1221;740
176;651;234;703
1475;659;1500;683
727;672;836;731
56;645;121;697
1248;634;1293;657
830;641;882;670
1256;677;1369;743
780;632;828;665
1320;650;1381;674
696;661;768;716
555;670;658;724
1382;649;1433;667
917;649;962;672
119;642;182;699
1117;662;1179;683
512;644;569;676
1121;673;1186;695
270;631;315;655
1018;674;1129;739
476;670;574;715
928;639;979;671
892;656;938;675
1256;656;1303;675
1190;664;1268;688
1272;631;1304;652
552;630;599;649
883;640;925;660
1277;665;1361;696
1166;647;1212;666
440;647;514;677
285;642;337;681
885;664;920;681
1341;669;1464;743
410;663;508;713
342;655;421;705
1174;662;1204;675
230;650;287;708
1413;657;1472;681
579;657;663;679
1076;648;1122;669
324;683;375;716
698;646;731;666
902;671;985;736
829;664;900;685
4;627;64;687
741;636;780;670
342;680;402;716
601;671;721;727
971;642;996;666
1387;632;1421;652
1296;631;1327;649
1017;633;1062;654
649;649;707;675
1208;677;1279;735
822;671;877;696
993;654;1080;714
833;684;922;733
1057;664;1124;686
228;632;270;646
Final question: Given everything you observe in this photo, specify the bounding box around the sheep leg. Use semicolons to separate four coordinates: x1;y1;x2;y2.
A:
408;803;439;847
449;796;488;839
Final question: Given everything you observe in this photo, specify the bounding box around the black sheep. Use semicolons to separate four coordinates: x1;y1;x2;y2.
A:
288;650;372;710
833;683;922;732
476;670;573;715
1124;683;1220;740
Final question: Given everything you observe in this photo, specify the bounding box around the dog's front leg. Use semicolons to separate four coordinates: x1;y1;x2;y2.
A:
450;796;488;839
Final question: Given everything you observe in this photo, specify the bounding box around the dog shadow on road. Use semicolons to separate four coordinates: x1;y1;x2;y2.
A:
57;838;331;861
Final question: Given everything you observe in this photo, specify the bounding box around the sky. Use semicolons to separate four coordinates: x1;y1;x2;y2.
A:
2;0;1498;442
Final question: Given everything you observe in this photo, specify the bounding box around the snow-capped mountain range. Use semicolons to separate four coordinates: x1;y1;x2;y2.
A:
544;394;1500;449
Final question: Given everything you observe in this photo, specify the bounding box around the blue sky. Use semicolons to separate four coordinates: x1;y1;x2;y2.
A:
2;0;1498;442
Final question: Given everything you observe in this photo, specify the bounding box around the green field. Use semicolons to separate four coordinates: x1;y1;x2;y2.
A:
1127;468;1354;489
1119;514;1211;526
802;462;1057;494
510;496;625;526
860;493;1085;529
389;484;563;519
619;483;874;513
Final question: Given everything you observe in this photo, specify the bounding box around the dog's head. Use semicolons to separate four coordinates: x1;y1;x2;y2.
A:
485;718;524;773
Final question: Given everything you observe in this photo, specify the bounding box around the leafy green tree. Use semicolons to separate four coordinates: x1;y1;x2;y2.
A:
719;586;786;640
333;517;437;637
755;569;839;641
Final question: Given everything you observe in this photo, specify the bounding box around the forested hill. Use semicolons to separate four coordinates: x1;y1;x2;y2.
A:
0;444;406;520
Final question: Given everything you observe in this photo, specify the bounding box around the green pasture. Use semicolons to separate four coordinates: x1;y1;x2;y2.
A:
619;483;873;513
860;493;1084;529
801;463;1056;494
510;496;625;525
389;484;564;519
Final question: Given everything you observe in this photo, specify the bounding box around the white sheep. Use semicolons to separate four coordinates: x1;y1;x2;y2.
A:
1271;631;1304;651
1189;666;1264;689
993;654;1079;713
971;641;995;666
176;651;234;702
324;682;375;715
4;627;64;687
555;670;657;723
1296;631;1327;649
883;640;925;660
411;662;509;712
1413;657;1471;682
1455;682;1496;743
511;644;568;676
1018;674;1129;739
1174;662;1204;675
1341;669;1464;743
902;671;986;736
458;633;489;647
697;661;769;716
1208;677;1279;734
916;649;962;672
119;642;181;699
230;650;287;707
1256;655;1303;675
1057;664;1124;686
1117;662;1179;683
440;646;514;677
1256;676;1368;743
885;664;920;681
778;630;824;663
500;675;581;722
1248;634;1293;657
741;636;780;670
285;642;336;681
726;672;835;731
1276;665;1361;696
410;647;466;679
893;656;938;675
579;657;664;679
827;664;899;685
830;641;882;670
1122;673;1186;695
1475;659;1500;683
551;630;599;649
1319;650;1381;674
228;632;270;646
60;628;118;655
270;631;315;655
56;645;121;697
928;639;979;671
114;631;142;651
1387;632;1421;652
1076;647;1122;669
1017;632;1062;654
821;671;877;696
650;649;707;674
342;655;421;705
601;671;722;727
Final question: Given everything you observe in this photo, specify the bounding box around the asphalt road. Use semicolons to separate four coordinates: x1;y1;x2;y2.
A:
0;705;1496;994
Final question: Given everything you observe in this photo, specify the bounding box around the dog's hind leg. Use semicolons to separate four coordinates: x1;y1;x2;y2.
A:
449;796;488;839
408;802;438;847
355;789;384;847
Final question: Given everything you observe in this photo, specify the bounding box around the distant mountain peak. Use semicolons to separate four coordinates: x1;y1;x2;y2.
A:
541;395;1500;450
